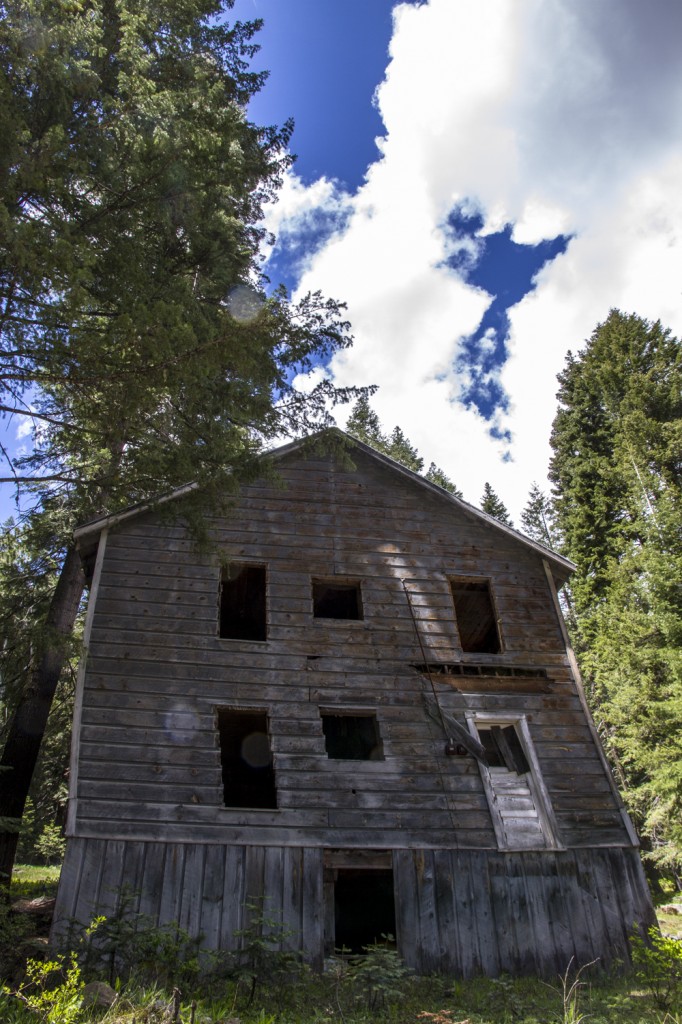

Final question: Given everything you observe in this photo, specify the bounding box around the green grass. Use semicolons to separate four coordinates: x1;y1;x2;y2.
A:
11;864;62;902
0;968;670;1024
655;886;682;941
2;866;681;1023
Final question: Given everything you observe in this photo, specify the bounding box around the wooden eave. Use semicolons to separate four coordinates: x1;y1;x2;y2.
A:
73;429;575;586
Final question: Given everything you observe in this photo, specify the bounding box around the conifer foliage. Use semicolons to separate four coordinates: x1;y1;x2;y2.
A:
345;397;461;495
480;482;513;527
0;0;358;884
520;484;558;550
549;309;682;874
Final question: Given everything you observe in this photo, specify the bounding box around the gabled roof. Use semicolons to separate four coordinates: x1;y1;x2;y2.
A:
74;428;575;582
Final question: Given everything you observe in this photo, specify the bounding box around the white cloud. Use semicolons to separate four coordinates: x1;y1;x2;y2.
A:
261;172;353;275
15;415;33;440
268;0;682;520
263;172;351;238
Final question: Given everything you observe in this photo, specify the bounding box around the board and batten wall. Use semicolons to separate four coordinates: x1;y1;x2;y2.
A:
52;445;655;974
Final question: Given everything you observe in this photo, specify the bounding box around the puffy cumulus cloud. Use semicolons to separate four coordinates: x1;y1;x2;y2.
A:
270;0;682;520
496;150;682;514
261;172;353;278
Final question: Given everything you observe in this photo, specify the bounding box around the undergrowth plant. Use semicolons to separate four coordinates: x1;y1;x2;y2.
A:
488;972;525;1021
0;900;32;981
631;927;682;1011
549;957;599;1024
231;898;306;1008
1;953;83;1024
347;935;412;1010
76;890;219;992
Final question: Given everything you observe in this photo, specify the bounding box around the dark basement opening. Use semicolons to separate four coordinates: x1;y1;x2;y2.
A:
334;869;396;953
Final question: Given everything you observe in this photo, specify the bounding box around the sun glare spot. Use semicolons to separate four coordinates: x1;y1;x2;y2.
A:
227;284;264;323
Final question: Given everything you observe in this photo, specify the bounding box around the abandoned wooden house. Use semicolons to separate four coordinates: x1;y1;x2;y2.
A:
52;431;655;975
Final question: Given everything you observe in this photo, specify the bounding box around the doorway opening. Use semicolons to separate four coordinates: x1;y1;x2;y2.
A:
334;869;396;954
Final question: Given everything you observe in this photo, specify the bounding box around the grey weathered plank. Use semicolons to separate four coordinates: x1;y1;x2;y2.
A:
51;838;87;942
178;844;205;938
433;851;458;973
301;848;323;968
137;842;167;922
158;844;186;929
220;845;246;950
414;851;441;973
199;844;226;949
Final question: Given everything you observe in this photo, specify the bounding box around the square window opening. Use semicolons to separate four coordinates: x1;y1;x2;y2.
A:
334;869;396;954
322;714;383;760
220;564;267;641
451;578;501;653
313;579;363;620
217;709;277;808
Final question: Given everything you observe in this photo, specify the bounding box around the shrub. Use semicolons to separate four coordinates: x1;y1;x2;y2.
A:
75;891;209;991
230;898;306;1007
631;927;682;1010
1;953;83;1024
347;935;412;1010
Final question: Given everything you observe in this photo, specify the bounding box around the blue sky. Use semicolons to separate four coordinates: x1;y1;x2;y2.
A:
3;0;682;524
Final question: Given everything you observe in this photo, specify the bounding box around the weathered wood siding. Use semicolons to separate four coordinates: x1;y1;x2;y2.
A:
69;450;629;851
52;445;655;972
53;838;654;975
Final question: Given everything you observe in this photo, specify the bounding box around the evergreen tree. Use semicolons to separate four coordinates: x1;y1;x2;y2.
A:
0;514;75;859
386;426;424;473
346;397;466;488
480;482;513;527
549;309;682;873
425;462;463;497
0;0;359;885
521;483;558;549
345;395;385;450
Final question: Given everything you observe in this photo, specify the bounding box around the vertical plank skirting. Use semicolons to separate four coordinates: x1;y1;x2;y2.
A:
220;845;246;950
138;842;166;922
301;848;324;969
52;840;654;976
200;844;226;950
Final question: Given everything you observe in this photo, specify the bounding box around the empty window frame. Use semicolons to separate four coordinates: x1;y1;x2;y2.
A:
478;724;530;774
468;714;561;850
450;577;501;653
321;712;383;760
312;579;363;620
219;564;267;641
217;709;277;808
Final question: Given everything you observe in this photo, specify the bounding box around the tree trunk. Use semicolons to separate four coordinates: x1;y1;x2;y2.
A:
0;545;85;889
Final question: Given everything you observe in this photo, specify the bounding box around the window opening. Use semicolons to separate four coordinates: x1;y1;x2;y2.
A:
217;710;277;808
450;578;501;653
470;716;560;850
220;564;266;641
322;713;383;760
313;579;362;620
334;869;396;953
478;725;530;774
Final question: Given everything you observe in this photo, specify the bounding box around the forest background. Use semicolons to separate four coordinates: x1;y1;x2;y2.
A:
0;0;681;898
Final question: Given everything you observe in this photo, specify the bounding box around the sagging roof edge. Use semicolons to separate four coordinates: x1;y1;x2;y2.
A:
73;428;575;583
